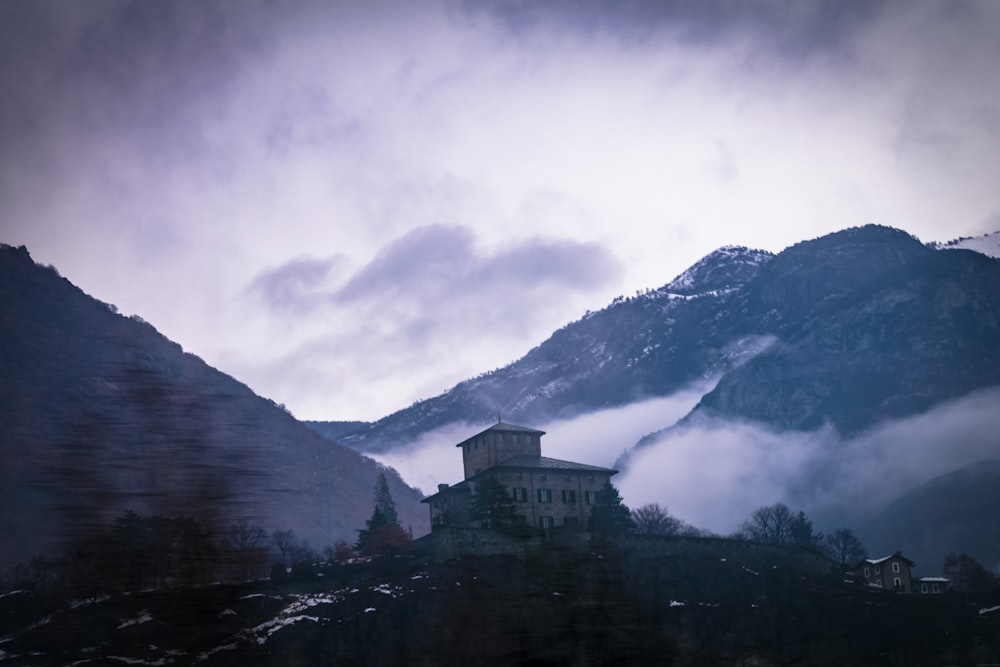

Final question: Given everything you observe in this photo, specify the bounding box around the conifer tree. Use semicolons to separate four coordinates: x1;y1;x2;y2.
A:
588;482;634;533
356;472;410;555
470;475;526;533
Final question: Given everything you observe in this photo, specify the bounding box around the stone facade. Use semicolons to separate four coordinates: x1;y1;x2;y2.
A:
423;421;617;531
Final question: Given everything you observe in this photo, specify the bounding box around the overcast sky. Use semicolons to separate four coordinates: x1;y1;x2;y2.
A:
2;0;999;421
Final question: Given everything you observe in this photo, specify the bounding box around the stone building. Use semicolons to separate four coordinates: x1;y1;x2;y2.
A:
422;421;617;531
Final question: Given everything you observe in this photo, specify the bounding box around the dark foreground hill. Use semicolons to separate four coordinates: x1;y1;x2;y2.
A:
1;547;998;666
0;244;428;569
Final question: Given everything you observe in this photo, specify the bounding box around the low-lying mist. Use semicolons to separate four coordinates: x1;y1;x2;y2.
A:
371;381;999;538
617;387;1000;535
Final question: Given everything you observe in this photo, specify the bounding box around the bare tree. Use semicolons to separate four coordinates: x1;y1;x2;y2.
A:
823;528;867;568
228;520;266;551
943;552;996;593
632;503;684;536
740;503;796;545
270;529;296;567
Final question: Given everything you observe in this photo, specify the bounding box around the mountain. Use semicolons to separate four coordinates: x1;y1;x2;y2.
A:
0;244;428;569
328;244;775;454
317;226;1000;456
862;460;1000;576
681;226;1000;434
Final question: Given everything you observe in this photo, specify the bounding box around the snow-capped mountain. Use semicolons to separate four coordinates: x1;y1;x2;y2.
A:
931;229;1000;258
320;225;1000;455
324;244;776;454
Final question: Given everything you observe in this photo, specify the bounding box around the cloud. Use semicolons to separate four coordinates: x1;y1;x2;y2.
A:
616;387;1000;535
229;225;622;419
248;255;347;313
2;0;998;423
465;0;889;61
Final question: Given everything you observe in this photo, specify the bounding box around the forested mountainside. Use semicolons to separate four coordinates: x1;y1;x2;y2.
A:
0;244;427;569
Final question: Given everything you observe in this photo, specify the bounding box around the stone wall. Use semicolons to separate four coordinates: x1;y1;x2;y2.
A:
417;528;839;576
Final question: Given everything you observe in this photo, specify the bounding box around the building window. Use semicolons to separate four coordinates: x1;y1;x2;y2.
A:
561;490;577;504
587;475;595;483
892;562;900;573
537;489;552;503
512;487;528;502
516;472;523;481
538;516;554;529
863;567;870;578
584;491;596;505
564;475;571;482
539;474;547;482
893;577;902;590
921;583;928;593
932;583;939;593
875;565;881;575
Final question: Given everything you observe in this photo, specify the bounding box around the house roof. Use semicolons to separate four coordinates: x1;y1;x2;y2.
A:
863;552;916;566
481;455;617;475
420;480;469;503
455;421;546;447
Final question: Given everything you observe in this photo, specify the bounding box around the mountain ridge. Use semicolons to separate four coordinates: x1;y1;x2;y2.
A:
0;244;428;569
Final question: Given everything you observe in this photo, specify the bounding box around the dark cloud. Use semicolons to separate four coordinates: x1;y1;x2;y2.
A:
334;224;621;310
462;0;889;61
248;255;346;313
0;0;274;183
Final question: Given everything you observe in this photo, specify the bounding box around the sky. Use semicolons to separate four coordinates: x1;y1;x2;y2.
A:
2;0;999;421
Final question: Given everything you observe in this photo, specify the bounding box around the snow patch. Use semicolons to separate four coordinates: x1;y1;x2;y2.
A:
116;611;153;629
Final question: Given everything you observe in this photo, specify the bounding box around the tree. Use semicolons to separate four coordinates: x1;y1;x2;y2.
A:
740;503;796;545
632;503;684;536
356;472;411;555
373;471;398;525
823;528;867;569
589;482;634;533
270;529;297;567
789;510;823;548
742;504;822;548
228;520;266;551
470;475;527;532
943;552;996;593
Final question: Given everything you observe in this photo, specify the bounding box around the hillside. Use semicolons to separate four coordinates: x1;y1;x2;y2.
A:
1;548;997;666
686;228;1000;433
0;244;428;569
863;460;1000;575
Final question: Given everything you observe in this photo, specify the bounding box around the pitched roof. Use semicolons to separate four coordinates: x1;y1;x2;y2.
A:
864;552;916;566
455;421;546;447
482;455;617;475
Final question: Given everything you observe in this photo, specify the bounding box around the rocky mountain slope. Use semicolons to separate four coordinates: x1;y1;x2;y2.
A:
0;244;428;569
318;226;1000;457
